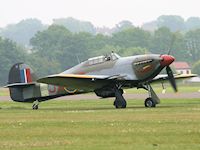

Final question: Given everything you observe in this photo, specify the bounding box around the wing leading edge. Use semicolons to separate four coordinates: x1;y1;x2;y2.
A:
151;74;197;84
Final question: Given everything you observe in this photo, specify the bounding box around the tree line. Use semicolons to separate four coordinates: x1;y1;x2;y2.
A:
1;15;200;46
1;24;200;85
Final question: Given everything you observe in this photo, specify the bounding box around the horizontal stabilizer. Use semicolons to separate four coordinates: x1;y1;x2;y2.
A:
4;82;36;88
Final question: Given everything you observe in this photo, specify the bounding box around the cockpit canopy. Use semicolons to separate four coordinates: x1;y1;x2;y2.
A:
87;52;120;65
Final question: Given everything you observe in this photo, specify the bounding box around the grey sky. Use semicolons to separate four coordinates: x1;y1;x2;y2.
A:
0;0;199;27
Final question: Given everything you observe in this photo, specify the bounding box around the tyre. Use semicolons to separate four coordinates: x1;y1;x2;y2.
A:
144;98;156;108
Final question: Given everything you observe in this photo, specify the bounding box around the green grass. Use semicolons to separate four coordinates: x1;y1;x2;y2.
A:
0;98;200;150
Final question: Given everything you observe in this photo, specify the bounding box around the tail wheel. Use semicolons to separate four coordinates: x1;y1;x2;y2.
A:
32;100;39;110
32;104;38;110
145;98;156;108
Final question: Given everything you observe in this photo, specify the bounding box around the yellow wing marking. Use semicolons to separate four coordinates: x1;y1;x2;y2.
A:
53;74;94;79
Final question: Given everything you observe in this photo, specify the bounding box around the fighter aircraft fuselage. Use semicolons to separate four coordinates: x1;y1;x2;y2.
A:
63;53;173;85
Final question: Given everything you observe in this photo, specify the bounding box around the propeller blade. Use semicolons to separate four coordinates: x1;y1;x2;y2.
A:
166;66;177;92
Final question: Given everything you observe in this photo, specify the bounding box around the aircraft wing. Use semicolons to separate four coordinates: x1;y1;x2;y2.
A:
37;74;125;91
150;74;197;83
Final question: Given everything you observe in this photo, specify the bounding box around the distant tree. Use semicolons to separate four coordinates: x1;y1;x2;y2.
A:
157;15;185;32
170;31;190;61
114;20;134;32
30;25;74;70
0;37;27;85
30;25;95;70
88;45;149;58
142;21;158;32
92;45;122;56
86;34;111;56
111;27;151;48
53;17;96;34
0;19;46;46
185;29;200;62
120;47;149;56
26;53;62;77
150;27;173;54
185;17;200;31
30;25;72;55
192;60;200;75
150;27;189;61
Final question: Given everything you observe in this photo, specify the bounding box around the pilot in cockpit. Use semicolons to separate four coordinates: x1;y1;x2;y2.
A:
105;54;111;61
105;51;119;61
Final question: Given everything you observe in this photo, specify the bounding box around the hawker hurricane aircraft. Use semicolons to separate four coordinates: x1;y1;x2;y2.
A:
5;52;195;109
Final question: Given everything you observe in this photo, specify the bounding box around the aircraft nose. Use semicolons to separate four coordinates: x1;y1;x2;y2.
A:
160;55;175;67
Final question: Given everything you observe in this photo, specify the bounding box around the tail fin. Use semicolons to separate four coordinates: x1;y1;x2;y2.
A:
8;63;37;85
5;63;41;102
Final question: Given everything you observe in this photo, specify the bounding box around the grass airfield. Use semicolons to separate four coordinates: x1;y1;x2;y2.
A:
0;98;200;150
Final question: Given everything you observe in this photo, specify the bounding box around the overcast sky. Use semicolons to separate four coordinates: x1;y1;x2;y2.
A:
0;0;199;28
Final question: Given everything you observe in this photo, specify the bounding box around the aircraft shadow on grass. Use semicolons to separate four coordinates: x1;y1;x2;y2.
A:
2;103;199;111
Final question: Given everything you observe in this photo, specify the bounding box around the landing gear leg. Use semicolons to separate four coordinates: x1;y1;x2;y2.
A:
113;88;126;109
32;100;39;110
144;84;160;108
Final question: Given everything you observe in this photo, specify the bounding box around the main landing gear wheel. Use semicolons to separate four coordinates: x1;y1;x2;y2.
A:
144;98;156;108
113;88;127;109
114;100;127;109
